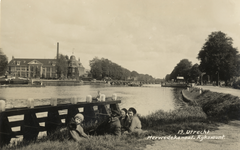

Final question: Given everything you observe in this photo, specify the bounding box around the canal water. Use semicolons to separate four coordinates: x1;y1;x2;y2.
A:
0;84;179;115
0;84;183;142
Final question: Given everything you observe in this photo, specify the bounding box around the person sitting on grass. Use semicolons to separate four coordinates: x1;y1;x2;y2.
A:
127;107;142;134
94;109;121;136
68;113;89;141
119;108;130;133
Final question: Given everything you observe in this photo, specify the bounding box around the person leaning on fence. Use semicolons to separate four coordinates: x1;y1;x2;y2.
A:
127;107;142;134
108;110;121;136
68;113;89;142
119;108;130;133
94;110;121;136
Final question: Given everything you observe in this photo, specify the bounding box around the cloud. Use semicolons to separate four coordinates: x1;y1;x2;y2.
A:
1;0;240;78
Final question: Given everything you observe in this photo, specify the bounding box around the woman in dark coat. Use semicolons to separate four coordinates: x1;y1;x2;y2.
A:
119;108;130;133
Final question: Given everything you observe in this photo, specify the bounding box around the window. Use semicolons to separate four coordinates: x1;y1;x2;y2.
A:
21;72;26;77
16;66;20;71
21;67;26;71
52;73;56;78
24;61;26;63
52;67;56;73
17;61;20;65
46;73;50;78
47;67;50;72
35;61;37;63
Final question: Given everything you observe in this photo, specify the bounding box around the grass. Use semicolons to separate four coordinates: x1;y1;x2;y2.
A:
3;129;153;150
4;87;235;150
183;87;240;122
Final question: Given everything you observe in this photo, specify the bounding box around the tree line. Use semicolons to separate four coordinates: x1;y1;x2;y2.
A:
166;31;240;85
0;49;8;76
89;57;161;82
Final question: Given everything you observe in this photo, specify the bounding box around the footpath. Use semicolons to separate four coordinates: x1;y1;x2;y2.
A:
145;86;240;150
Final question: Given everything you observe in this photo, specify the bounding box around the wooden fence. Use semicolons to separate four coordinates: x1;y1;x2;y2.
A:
0;97;121;146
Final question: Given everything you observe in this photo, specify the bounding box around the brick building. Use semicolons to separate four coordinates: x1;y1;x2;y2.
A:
8;57;57;78
7;55;85;79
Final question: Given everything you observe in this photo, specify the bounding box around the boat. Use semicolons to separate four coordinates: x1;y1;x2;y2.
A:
161;83;189;88
0;84;45;88
0;77;29;85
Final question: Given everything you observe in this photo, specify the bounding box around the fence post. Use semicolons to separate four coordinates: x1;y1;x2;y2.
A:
98;105;110;121
22;110;40;141
83;105;96;124
0;112;13;147
65;106;79;126
110;103;120;112
45;107;62;135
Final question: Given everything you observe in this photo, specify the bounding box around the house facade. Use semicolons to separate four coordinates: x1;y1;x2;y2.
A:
8;57;57;78
67;55;85;78
8;55;85;79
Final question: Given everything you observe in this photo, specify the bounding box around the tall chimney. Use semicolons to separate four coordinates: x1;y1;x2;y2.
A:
57;42;59;60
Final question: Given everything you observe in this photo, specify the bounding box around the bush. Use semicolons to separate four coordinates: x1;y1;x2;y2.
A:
233;80;240;89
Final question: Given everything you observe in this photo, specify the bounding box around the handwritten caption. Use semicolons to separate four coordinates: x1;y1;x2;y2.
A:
147;130;225;141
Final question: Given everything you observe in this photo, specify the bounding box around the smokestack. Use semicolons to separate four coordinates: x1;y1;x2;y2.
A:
57;42;59;60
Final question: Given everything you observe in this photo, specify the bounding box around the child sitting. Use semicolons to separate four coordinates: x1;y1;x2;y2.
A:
68;113;89;141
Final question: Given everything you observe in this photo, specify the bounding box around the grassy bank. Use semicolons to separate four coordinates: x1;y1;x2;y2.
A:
183;87;240;122
2;88;223;150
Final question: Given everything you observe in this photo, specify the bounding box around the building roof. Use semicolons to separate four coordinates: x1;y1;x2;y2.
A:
8;58;57;66
177;76;184;80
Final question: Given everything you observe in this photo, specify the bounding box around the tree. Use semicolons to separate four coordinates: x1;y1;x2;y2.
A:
189;64;202;83
56;54;68;78
165;74;170;81
89;57;158;81
89;57;102;79
0;49;8;76
198;31;239;84
130;71;139;78
170;59;192;81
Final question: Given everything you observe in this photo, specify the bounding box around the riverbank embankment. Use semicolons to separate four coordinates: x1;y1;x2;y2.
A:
182;87;240;122
145;87;240;150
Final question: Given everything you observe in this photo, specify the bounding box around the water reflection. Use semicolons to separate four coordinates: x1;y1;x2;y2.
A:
0;84;178;116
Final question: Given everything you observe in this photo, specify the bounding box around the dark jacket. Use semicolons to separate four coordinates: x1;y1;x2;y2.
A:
95;116;121;136
108;116;121;136
68;118;88;141
119;115;130;132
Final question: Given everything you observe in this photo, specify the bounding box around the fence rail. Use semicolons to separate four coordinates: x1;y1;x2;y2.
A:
0;97;121;146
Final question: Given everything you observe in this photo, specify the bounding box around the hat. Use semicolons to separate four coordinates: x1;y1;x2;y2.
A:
111;110;120;117
74;113;84;121
128;107;137;115
121;108;128;114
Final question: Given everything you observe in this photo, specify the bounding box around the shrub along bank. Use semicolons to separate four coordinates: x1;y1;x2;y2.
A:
183;87;240;122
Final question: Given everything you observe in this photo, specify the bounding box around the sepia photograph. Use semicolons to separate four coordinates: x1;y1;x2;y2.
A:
0;0;240;149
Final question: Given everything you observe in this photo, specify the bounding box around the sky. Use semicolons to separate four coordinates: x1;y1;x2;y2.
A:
1;0;240;79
